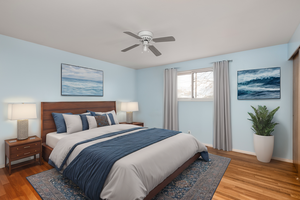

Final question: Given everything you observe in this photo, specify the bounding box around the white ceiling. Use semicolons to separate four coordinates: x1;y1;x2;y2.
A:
1;0;300;69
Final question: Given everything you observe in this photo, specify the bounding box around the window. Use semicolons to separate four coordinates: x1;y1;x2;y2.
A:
177;68;213;101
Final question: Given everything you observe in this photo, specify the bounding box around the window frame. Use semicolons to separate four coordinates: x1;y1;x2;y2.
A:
177;67;214;101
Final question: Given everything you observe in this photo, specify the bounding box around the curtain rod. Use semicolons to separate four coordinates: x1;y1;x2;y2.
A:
211;60;233;64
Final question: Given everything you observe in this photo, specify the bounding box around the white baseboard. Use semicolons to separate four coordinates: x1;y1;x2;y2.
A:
0;164;4;169
232;148;256;156
203;143;213;147
204;143;293;163
271;157;293;163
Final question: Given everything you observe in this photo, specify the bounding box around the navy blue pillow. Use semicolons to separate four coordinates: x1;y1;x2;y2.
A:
107;113;115;125
52;112;72;133
80;113;91;130
87;110;96;116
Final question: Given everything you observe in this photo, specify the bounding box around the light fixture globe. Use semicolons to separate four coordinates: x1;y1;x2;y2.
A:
138;31;153;52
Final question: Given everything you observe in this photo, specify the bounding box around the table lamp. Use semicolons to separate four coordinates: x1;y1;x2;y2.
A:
121;102;139;123
8;103;37;140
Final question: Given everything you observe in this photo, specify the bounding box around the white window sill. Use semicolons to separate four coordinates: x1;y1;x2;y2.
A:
178;98;213;102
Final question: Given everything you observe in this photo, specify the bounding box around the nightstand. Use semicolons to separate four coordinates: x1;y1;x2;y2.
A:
5;135;42;175
120;122;144;127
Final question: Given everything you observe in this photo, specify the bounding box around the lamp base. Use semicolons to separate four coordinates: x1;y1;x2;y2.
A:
17;119;28;140
126;112;133;123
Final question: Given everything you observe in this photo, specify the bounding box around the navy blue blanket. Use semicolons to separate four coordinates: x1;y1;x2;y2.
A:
48;127;143;171
63;128;181;200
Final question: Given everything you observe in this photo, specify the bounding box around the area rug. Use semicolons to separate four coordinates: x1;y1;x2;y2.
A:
27;153;230;200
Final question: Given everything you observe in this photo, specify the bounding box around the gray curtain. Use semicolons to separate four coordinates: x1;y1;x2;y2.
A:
164;68;179;131
213;61;232;151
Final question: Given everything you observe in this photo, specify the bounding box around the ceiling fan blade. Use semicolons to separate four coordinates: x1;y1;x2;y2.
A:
124;31;142;39
152;36;175;43
148;45;162;56
121;44;140;52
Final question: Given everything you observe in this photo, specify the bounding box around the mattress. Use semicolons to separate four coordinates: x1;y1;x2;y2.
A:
46;132;69;148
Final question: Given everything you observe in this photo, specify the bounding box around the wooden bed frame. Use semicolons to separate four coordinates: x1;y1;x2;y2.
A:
41;101;117;162
41;101;200;200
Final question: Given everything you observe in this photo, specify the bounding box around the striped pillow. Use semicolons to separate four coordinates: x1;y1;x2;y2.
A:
87;110;119;125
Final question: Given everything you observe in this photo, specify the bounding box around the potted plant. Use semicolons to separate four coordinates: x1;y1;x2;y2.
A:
248;105;280;163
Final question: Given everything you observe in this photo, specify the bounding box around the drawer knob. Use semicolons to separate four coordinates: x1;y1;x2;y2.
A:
24;146;30;149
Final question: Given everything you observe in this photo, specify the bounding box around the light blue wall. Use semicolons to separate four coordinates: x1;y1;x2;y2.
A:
0;32;294;167
0;34;136;167
136;44;293;160
288;22;300;59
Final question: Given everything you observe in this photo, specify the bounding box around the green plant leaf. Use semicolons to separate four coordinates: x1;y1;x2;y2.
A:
248;105;279;136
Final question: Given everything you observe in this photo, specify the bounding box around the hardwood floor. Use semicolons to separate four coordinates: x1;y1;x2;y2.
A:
208;147;300;200
0;148;299;200
0;160;53;200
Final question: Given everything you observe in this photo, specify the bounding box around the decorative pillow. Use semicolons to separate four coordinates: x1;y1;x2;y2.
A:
81;112;91;115
52;112;72;133
88;110;119;125
106;113;116;125
80;113;91;130
94;115;109;127
87;116;97;129
63;114;83;134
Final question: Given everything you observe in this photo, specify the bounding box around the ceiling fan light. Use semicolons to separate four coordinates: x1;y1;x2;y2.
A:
122;30;174;56
143;45;148;52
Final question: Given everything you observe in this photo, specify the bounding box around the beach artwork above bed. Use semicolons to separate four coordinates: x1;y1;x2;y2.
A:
237;67;280;100
61;63;103;96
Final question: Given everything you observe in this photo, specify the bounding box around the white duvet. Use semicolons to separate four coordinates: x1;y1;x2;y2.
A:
49;124;207;200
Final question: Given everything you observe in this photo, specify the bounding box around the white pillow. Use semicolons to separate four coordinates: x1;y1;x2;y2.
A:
95;110;119;125
63;114;83;134
81;112;91;115
87;116;97;129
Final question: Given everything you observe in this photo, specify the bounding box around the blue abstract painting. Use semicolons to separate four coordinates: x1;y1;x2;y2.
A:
237;67;280;100
61;64;103;96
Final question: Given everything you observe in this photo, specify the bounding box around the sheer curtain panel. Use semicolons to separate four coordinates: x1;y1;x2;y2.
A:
164;68;179;131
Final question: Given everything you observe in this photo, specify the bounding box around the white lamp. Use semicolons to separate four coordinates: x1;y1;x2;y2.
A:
121;102;139;123
8;103;37;140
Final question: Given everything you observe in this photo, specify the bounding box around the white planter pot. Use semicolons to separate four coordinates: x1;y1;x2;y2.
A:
253;134;274;163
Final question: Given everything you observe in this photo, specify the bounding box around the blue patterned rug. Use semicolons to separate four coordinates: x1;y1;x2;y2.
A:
27;153;230;200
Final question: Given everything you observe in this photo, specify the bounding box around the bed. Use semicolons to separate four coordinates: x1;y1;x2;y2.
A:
41;101;208;200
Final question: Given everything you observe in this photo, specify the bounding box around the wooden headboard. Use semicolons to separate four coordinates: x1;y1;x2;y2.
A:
41;101;116;143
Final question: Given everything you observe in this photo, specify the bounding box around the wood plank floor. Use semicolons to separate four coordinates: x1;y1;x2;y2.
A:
0;148;299;200
208;147;300;200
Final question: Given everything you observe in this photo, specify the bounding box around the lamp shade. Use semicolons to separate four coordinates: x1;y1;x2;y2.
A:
121;102;139;112
8;103;37;120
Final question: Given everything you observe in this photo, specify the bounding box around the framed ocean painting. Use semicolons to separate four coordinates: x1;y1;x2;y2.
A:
237;67;280;100
61;63;103;96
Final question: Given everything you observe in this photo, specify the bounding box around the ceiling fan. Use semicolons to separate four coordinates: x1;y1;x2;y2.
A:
121;31;175;56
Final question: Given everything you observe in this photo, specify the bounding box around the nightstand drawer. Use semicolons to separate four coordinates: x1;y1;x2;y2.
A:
10;142;40;154
10;147;40;160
